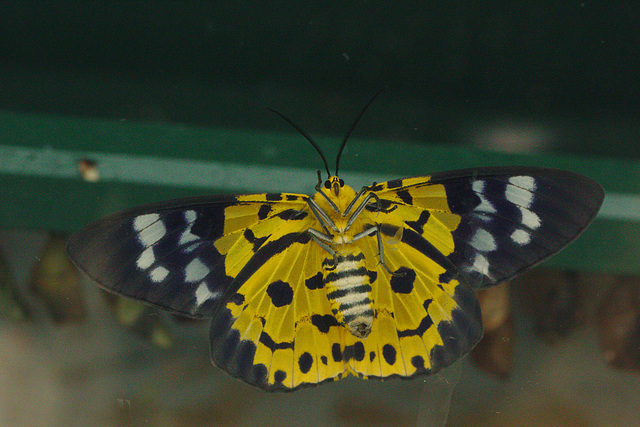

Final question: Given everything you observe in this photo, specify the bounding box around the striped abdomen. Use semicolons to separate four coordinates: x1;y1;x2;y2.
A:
323;250;374;339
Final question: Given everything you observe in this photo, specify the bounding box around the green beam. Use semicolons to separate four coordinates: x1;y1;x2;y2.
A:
0;111;637;273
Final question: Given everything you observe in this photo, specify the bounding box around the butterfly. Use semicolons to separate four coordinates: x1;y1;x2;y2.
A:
66;92;604;391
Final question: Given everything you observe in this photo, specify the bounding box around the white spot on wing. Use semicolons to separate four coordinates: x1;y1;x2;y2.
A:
179;229;198;245
511;229;531;245
185;258;209;283
136;246;155;269
150;266;169;282
133;213;159;231
470;253;492;279
134;214;166;247
472;180;497;215
179;210;200;247
506;176;536;208
195;281;219;307
470;228;497;252
509;176;536;191
184;210;197;222
519;207;541;229
472;180;485;193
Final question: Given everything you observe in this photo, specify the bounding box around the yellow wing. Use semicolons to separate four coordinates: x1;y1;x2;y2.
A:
209;177;481;390
210;168;603;391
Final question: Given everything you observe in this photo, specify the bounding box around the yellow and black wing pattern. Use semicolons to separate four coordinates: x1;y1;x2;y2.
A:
67;166;603;391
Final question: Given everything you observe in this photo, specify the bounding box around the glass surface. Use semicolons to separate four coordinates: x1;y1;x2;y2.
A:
1;3;639;426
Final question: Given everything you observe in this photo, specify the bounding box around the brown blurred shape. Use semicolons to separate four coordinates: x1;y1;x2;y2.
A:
596;275;640;372
29;233;85;323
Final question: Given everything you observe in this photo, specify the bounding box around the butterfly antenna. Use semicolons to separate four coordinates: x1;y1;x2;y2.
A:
269;108;331;179
335;88;385;176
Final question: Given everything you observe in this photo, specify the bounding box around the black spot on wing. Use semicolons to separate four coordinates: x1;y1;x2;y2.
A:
332;343;342;362
252;364;268;387
321;355;328;365
243;228;268;252
305;272;324;290
257;204;272;220
396;190;412;204
390;267;416;294
379;223;401;238
267;280;293;307
386;179;403;189
382;344;397;365
274;370;287;384
311;314;340;333
298;352;313;374
405;211;431;235
259;330;293;351
343;342;365;362
229;293;244;305
397;314;434;338
266;193;283;201
276;209;308;220
368;270;378;283
411;355;425;370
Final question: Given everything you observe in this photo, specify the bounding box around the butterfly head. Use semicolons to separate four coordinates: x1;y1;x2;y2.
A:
324;175;345;196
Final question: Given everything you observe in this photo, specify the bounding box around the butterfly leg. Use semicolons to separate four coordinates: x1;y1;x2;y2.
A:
306;197;338;234
343;192;377;231
307;228;339;265
343;186;369;216
352;226;396;275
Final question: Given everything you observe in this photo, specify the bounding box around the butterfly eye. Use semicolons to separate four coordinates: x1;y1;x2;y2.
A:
324;180;331;189
339;179;344;187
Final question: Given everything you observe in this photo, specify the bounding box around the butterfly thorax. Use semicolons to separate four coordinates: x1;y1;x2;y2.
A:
311;177;358;231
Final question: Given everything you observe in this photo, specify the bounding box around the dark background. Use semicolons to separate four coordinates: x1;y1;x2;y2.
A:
1;2;638;157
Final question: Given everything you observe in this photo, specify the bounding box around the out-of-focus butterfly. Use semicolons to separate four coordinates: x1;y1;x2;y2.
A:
67;92;604;391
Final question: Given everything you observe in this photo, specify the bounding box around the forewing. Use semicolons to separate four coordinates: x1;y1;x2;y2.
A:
66;193;309;318
369;167;604;289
